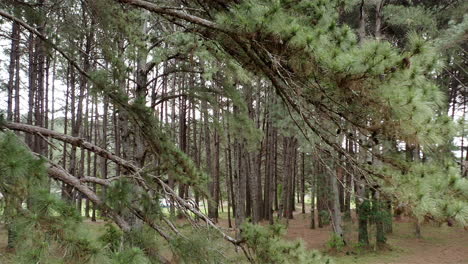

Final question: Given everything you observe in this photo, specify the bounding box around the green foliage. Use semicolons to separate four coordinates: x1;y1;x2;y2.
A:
214;0;454;154
0;133;47;199
383;4;436;32
9;196;101;264
319;210;331;226
0;134;174;263
139;191;163;220
436;13;468;50
2;0;467;262
358;200;371;222
169;228;227;264
224;85;263;150
370;201;392;227
327;233;345;251
100;223;123;253
89;71;209;192
123;226;164;264
107;247;150;264
99;223;168;264
0;132;101;263
105;179;134;212
241;222;333;264
380;160;468;226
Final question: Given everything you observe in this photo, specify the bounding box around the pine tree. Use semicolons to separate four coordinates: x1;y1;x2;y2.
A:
1;0;467;263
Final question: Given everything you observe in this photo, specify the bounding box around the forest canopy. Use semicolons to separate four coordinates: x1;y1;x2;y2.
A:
0;0;467;263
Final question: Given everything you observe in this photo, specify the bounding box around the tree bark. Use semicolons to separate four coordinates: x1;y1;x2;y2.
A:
301;153;306;214
375;0;385;40
356;178;369;246
330;155;344;240
6;21;20;121
310;162;316;229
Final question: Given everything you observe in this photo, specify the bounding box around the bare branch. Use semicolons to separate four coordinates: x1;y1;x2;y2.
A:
46;162;132;232
115;0;226;32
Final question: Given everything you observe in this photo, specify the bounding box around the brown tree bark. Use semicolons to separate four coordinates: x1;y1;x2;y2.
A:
6;21;20;121
310;158;316;229
301;152;306;214
264;97;275;224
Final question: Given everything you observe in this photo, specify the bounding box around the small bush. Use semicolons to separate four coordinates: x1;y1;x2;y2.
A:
99;223;123;253
169;227;227;264
326;233;345;251
241;222;333;264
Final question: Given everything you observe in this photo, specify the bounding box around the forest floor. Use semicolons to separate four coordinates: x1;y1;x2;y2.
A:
0;212;467;263
215;210;468;264
281;213;468;264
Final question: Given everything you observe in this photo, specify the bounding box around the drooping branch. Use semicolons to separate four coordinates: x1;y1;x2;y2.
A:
114;0;225;32
110;1;410;177
80;176;121;186
5;122;137;171
46;162;132;232
3;8;200;182
1;0;392;193
47;158;173;244
40;159;172;264
1;0;406;177
0;9;236;242
1;122;245;249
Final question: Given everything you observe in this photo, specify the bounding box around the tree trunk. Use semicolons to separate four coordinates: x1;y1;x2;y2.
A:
301;153;306;214
101;97;109;199
375;0;385;40
373;189;386;248
212;96;221;221
13;21;21;123
310;156;316;229
264;106;275;224
356;180;369;246
330;155;344;240
6;21;20;121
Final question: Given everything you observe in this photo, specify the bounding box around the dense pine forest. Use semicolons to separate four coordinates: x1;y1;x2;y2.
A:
0;0;467;263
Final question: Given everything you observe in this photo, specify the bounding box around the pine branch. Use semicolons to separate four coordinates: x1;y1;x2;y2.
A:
114;0;226;32
3;122;139;173
1;122;247;253
46;161;132;232
80;176;121;186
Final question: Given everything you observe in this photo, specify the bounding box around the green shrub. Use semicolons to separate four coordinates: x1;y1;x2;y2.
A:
319;210;331;226
326;233;345;251
241;222;333;264
99;223;123;253
169;227;227;264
